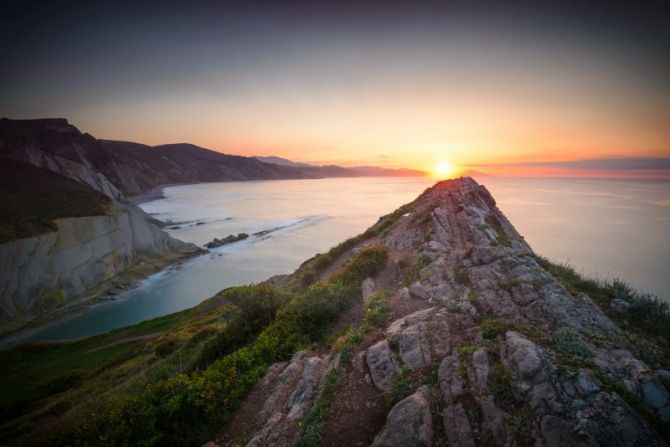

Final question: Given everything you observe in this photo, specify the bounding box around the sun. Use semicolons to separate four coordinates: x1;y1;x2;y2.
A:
433;161;455;178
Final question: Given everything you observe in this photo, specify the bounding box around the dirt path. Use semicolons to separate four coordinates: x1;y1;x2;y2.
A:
85;333;158;353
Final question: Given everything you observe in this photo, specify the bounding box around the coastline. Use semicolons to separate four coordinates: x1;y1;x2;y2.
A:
0;243;206;348
128;184;172;204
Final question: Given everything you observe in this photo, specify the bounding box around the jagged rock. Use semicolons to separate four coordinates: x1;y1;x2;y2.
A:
610;298;631;313
438;354;464;403
372;386;433;446
398;327;430;369
502;331;565;415
362;277;376;303
204;233;249;249
443;402;475;447
367;340;398;391
409;281;428;300
574;369;601;397
0;201;201;328
240;351;330;447
286;355;328;420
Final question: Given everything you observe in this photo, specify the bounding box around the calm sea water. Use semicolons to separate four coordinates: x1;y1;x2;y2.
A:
13;176;670;343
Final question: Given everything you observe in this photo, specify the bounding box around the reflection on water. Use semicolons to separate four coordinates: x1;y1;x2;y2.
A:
17;176;670;342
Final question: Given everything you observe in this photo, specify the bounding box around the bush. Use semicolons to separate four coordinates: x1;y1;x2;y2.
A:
363;290;390;328
194;285;287;369
454;264;470;285
535;255;670;343
385;366;413;405
488;363;516;411
73;247;389;446
553;329;593;360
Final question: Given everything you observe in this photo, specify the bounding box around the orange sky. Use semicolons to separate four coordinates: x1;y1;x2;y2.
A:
2;2;669;178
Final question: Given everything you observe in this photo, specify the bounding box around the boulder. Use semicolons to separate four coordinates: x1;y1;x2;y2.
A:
373;386;433;446
367;340;399;391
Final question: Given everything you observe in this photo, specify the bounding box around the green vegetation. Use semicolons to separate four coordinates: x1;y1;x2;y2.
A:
0;156;110;243
454;263;470;285
294;326;362;447
488;363;515;411
63;246;388;446
401;253;432;286
294;369;339;447
534;255;670;344
363;290;391;329
294;202;412;288
485;214;512;247
553;329;593;360
457;344;477;380
193;285;288;369
385;366;414;405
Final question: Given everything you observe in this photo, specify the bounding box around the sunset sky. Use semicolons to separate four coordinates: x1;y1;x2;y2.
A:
1;0;669;178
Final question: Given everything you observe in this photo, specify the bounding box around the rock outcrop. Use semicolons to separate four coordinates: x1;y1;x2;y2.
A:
206;177;670;446
0;118;312;198
0;201;200;332
0;119;207;333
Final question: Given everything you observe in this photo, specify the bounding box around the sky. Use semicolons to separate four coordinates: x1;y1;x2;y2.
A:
1;0;669;177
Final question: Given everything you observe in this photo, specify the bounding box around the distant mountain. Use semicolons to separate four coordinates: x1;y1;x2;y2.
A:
253;155;313;168
0;118;313;198
254;156;425;177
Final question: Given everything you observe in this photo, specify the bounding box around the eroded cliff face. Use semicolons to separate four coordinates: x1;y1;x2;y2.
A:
210;178;669;447
0;201;199;333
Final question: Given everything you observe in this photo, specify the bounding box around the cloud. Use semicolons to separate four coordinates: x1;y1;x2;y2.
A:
469;157;670;170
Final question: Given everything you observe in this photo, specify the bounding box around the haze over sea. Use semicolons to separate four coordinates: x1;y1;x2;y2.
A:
19;176;670;342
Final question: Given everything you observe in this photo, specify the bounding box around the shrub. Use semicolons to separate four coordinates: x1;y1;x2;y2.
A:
194;285;287;369
363;290;391;329
454;264;470;285
73;247;388;446
385;366;413;405
488;363;516;411
553;329;593;360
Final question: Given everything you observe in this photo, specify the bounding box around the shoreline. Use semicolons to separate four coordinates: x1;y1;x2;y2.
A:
0;246;205;349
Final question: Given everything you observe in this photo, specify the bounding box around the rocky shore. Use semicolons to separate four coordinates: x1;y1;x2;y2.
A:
206;177;670;446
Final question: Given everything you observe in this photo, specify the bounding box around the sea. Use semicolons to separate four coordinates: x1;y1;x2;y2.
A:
12;176;670;343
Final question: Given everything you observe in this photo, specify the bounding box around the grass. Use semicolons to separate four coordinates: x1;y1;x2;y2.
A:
553;329;593;360
534;255;670;344
363;290;391;329
485;214;512;247
0;156;110;243
385;366;414;405
294;326;363;447
61;246;388;447
488;363;516;412
454;263;471;285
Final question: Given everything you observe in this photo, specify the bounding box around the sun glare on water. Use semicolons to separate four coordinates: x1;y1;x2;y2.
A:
433;162;455;178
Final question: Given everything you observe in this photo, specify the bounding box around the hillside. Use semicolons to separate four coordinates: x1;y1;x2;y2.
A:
254;155;426;177
0;118;312;198
1;178;669;446
0;156;110;243
0;119;203;330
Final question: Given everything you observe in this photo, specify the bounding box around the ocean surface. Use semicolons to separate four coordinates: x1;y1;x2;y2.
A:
15;176;670;343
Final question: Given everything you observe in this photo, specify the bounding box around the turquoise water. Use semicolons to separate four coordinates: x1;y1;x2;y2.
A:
11;176;670;343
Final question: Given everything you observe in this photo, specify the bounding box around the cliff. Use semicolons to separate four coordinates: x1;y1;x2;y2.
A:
0;201;198;332
1;178;669;446
0;124;205;332
204;177;670;446
0;118;312;198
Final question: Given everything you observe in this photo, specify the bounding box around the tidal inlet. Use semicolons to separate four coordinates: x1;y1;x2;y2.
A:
1;1;669;446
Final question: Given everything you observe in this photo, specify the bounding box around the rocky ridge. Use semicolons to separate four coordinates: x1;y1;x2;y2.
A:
208;177;669;446
0;119;205;332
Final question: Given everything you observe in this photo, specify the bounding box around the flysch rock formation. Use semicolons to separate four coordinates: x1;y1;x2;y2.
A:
206;177;669;447
0;201;199;330
0;119;203;333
